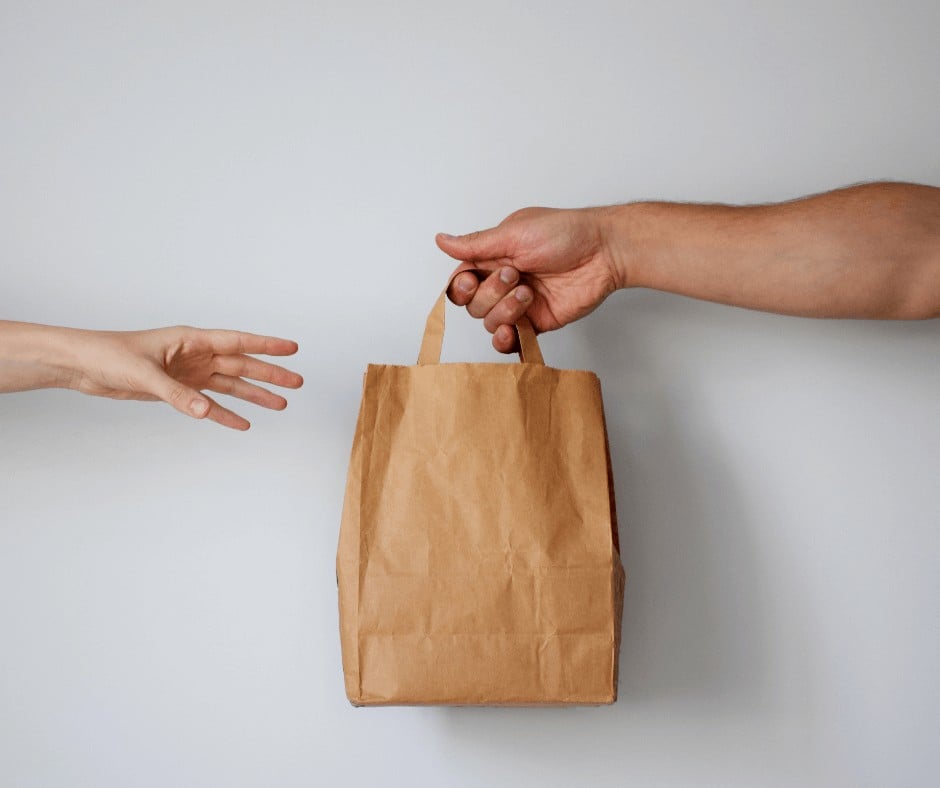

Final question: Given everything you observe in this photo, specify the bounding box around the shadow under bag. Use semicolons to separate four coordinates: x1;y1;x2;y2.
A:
337;287;625;705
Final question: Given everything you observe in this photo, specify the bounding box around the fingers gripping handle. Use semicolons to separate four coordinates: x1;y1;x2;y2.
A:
417;272;545;366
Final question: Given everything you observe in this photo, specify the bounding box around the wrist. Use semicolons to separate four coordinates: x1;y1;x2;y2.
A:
0;322;85;393
595;203;648;290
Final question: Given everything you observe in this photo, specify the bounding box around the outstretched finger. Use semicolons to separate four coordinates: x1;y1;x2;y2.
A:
202;394;251;431
205;373;287;410
203;330;299;357
213;354;304;389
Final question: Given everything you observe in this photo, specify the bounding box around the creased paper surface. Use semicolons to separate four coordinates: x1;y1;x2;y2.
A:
337;361;624;706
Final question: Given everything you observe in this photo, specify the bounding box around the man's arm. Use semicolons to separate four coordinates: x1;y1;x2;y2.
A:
437;182;940;353
618;182;940;320
0;321;303;430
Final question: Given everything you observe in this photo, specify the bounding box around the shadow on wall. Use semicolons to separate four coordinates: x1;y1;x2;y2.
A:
586;294;769;710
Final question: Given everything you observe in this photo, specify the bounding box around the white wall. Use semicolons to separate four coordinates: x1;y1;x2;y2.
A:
1;2;938;786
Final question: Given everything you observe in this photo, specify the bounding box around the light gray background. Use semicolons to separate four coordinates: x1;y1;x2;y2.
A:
1;2;938;786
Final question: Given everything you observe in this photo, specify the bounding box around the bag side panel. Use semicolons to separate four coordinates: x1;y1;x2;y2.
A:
336;367;381;704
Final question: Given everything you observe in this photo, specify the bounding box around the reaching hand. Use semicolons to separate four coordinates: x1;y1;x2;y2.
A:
68;326;303;430
436;207;623;353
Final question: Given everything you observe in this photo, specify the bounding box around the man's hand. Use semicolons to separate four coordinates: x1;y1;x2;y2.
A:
436;207;623;353
0;322;303;430
438;184;940;349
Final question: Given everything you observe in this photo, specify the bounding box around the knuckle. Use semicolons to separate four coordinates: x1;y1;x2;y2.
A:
466;300;486;319
485;302;512;333
503;206;541;224
167;385;187;404
503;294;525;318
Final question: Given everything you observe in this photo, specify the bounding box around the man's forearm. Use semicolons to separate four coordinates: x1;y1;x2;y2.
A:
609;182;940;319
0;321;80;394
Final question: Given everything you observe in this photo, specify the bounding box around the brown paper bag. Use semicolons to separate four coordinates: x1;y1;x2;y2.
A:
337;287;625;706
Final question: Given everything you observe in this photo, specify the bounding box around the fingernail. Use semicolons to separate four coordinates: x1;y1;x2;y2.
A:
439;233;457;240
499;267;518;285
457;275;475;293
515;287;532;303
191;399;209;417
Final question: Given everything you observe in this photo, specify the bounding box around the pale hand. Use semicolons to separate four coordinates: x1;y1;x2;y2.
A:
67;326;303;430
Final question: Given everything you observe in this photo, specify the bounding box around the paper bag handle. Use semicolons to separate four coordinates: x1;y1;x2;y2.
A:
417;271;545;365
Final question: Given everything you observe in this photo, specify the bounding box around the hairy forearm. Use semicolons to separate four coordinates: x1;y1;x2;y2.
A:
609;182;940;319
0;321;80;393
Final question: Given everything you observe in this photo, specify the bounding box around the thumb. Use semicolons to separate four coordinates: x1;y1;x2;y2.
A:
435;226;510;262
142;367;211;420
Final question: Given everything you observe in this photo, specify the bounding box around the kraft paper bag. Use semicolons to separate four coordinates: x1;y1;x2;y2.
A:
337;286;625;706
